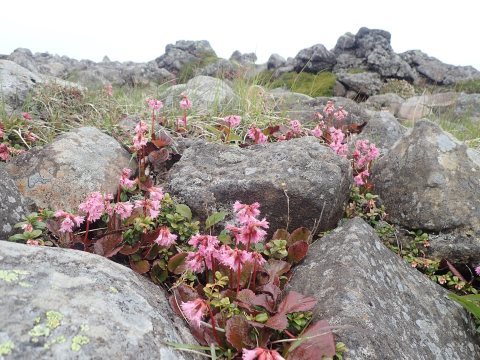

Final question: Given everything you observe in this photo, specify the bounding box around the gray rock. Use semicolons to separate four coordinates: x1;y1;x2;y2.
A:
371;120;480;233
293;44;336;73
0;167;28;239
5;127;135;213
398;92;459;120
365;93;405;116
229;50;257;64
401;50;480;85
336;72;383;96
0;241;197;359
160;75;235;114
155;40;217;75
352;111;407;155
167;137;352;234
454;93;480;122
0;60;42;113
287;217;480;360
333;32;356;52
267;54;286;70
267;88;313;109
199;59;241;80
333;81;347;97
282;96;371;124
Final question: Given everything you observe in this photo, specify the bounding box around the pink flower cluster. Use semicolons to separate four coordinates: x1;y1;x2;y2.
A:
311;121;324;138
179;94;192;110
334;106;348;123
78;192;113;222
133;121;148;150
147;98;163;111
0;143;10;161
224;115;241;128
180;298;208;328
328;127;348;157
242;347;285;360
105;84;113;97
133;186;164;219
154;226;177;247
22;112;32;121
247;126;268;144
352;140;380;186
55;210;85;233
119;168;136;189
289;120;302;135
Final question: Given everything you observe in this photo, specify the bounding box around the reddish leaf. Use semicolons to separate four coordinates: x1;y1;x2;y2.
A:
167;252;187;273
263;259;291;277
342;121;368;135
148;148;170;170
277;291;317;314
151;134;173;148
257;282;281;303
93;233;123;257
272;228;289;240
225;315;255;351
143;244;161;260
288;320;335;359
251;293;276;313
169;285;199;316
119;243;140;255
263;125;280;136
288;227;311;245
287;241;309;264
265;313;288;331
129;259;150;274
445;260;467;282
237;289;256;304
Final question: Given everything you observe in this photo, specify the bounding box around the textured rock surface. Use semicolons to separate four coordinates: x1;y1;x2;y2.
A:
0;59;41;113
0;166;28;239
352;111;407;155
288;217;480;360
155;40;217;74
293;44;336;73
160;75;235;114
371;120;480;233
168;137;352;233
336;72;383;96
267;53;286;70
5;127;134;212
398;92;458;120
401;50;480;85
0;241;197;359
365;93;405;116
454;93;480;122
229;50;257;64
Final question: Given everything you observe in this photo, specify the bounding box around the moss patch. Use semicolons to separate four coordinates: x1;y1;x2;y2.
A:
0;340;14;356
0;269;30;285
269;71;336;97
71;335;90;352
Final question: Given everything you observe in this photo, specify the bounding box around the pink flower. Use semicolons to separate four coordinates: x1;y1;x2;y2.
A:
79;192;108;222
219;247;252;272
0;127;4;138
105;84;113;97
180;299;208;328
22;223;34;232
247;126;268;144
147;98;163;111
133;132;147;150
0;143;10;161
134;199;160;219
119;168;136;189
311;124;323;138
333;106;348;123
113;202;134;220
180;94;192;110
55;210;85;233
237;218;269;246
242;348;285;360
155;226;177;247
25;131;38;142
323;101;335;117
289;120;302;135
188;234;220;250
354;169;370;186
328;127;348;157
233;201;261;224
185;252;205;273
26;239;40;246
176;117;187;129
148;186;164;201
135;120;148;133
250;251;266;267
475;266;480;276
224;115;241;128
353;140;380;169
22;112;32;121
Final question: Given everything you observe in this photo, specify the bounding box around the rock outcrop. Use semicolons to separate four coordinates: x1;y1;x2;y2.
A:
293;44;336;73
0;166;28;239
288;217;480;359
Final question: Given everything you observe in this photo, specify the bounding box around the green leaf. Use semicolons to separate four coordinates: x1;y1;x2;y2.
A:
175;204;192;221
205;211;228;229
8;233;26;241
27;230;43;239
167;252;187;273
448;293;480;319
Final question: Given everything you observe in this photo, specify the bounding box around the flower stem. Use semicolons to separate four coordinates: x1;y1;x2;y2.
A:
251;263;257;290
236;266;241;294
207;304;222;347
83;219;90;248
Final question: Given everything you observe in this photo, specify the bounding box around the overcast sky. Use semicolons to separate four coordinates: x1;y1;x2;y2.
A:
1;0;479;70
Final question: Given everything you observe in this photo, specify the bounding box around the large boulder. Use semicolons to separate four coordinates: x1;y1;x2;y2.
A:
155;40;217;75
336;71;383;97
267;54;286;70
365;93;405;116
229;50;257;64
454;93;480;122
397;92;459;120
0;241;197;359
160;75;235;114
167;137;352;234
288;217;480;359
199;58;241;80
0;60;42;113
371;120;480;238
0;166;29;239
293;44;336;73
401;50;480;85
5;127;134;213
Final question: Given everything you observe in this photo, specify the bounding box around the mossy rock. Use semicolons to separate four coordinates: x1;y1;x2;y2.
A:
269;71;336;97
178;52;219;83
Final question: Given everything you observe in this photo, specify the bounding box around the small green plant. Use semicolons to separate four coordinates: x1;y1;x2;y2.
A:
269;71;336;97
454;79;480;94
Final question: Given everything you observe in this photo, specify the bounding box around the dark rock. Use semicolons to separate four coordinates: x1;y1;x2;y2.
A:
167;137;352;234
336;71;383;96
333;81;347;97
229;50;257;64
5;127;134;213
0;241;198;359
287;217;480;359
0;167;28;239
293;44;336;73
267;54;286;70
371;120;480;233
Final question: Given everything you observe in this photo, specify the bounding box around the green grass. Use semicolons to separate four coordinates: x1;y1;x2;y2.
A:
177;53;219;83
454;79;480;94
268;71;336;97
